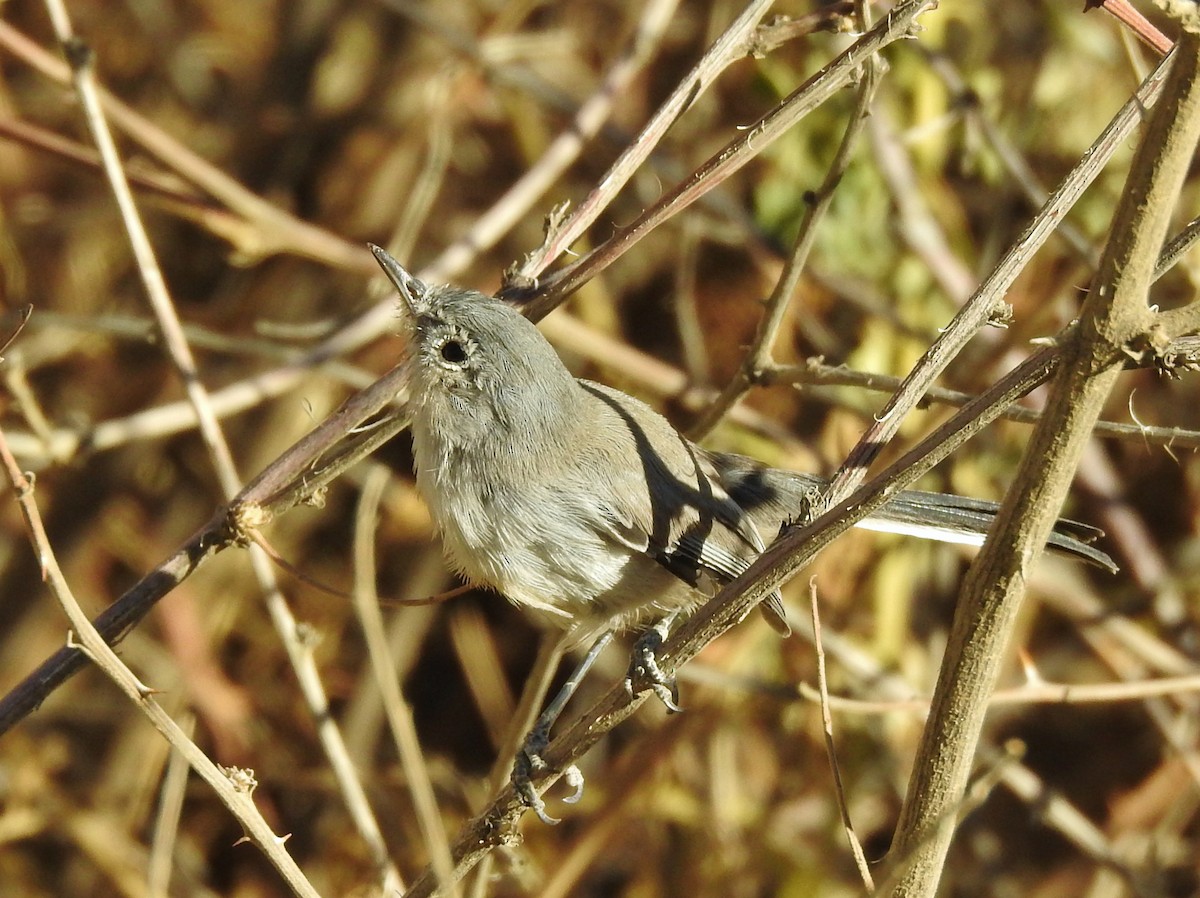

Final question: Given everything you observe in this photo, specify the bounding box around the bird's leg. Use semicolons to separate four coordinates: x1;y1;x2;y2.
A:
513;630;613;824
624;611;683;713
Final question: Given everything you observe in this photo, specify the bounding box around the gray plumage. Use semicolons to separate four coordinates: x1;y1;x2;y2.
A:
372;246;1114;642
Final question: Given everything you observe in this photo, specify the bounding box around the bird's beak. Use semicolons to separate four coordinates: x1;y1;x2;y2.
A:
369;243;430;317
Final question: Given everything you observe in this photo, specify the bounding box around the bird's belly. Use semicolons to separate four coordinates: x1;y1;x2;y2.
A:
421;468;698;633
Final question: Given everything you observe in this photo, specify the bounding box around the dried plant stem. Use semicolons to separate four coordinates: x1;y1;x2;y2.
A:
796;672;1200;714
0;114;206;202
1156;213;1200;278
147;714;193;898
888;26;1200;898
763;358;1200;448
810;580;874;893
506;0;776;286
515;1;936;319
0;21;367;271
820;45;1176;509
0;423;322;898
1098;0;1174;53
41;2;401;888
424;0;678;283
353;466;453;896
689;33;881;438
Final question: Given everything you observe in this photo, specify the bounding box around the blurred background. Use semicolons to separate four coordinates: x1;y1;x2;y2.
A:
0;1;1196;896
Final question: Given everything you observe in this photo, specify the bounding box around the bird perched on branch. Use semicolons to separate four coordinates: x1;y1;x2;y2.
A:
369;244;1114;821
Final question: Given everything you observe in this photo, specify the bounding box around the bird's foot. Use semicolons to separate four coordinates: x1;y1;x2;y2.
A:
512;725;584;825
624;621;683;713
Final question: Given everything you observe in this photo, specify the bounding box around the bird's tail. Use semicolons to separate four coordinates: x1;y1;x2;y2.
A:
708;452;1117;574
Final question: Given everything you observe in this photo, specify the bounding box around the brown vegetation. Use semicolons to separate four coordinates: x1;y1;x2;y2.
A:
0;2;1197;897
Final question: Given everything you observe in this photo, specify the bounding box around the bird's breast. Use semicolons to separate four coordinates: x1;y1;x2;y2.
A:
410;417;704;633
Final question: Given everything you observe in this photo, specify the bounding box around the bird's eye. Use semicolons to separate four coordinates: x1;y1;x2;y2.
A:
439;339;469;364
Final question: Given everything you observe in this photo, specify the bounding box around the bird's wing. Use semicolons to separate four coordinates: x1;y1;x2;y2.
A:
580;382;791;634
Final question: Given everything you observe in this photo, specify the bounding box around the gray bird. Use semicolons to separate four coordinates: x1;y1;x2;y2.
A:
369;244;1114;818
374;245;1111;637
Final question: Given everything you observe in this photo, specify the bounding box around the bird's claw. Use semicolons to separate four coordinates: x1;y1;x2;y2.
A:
512;727;586;824
624;627;683;713
561;764;585;804
512;733;558;825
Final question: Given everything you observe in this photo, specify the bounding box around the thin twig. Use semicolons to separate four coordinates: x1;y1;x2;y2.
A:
504;0;776;287
794;672;1200;714
507;0;936;319
423;0;679;283
353;465;452;896
1155;213;1200;279
146;713;193;898
810;579;875;894
818;46;1176;510
1093;0;1174;54
689;24;882;438
0;422;322;898
0;114;204;202
763;357;1200;448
